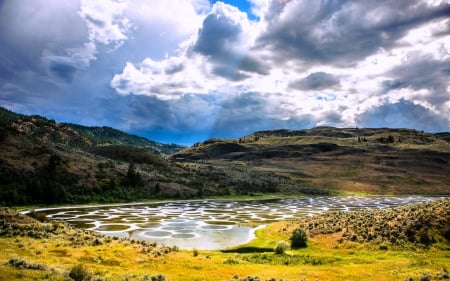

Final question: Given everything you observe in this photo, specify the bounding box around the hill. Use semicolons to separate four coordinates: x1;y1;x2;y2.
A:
1;106;449;206
0;107;183;155
0;107;196;205
171;127;450;195
1;107;318;206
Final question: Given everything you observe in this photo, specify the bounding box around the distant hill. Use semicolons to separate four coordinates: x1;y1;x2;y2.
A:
1;106;449;206
171;127;450;195
0;107;195;205
0;107;312;206
0;107;183;155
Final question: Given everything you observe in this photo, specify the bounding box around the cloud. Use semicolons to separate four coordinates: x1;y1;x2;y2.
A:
290;72;340;90
47;59;79;84
192;2;268;79
193;5;243;58
258;0;450;66
79;0;131;47
0;0;132;86
357;99;450;132
110;1;270;99
1;0;450;144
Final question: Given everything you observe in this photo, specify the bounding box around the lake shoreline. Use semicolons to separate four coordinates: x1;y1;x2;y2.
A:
31;195;445;250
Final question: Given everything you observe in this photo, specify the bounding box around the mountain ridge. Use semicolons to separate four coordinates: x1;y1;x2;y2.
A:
0;107;184;155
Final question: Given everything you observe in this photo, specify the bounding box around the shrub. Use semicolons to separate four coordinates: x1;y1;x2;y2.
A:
69;264;91;281
150;274;166;281
193;248;199;257
379;242;388;250
291;227;308;248
274;241;289;254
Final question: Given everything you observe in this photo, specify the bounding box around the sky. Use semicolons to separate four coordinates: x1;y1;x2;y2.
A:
0;0;449;145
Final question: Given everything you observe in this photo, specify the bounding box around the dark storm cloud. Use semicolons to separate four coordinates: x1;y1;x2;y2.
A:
383;55;450;106
47;60;78;84
381;80;408;91
290;72;339;90
0;0;87;79
258;0;450;66
388;56;449;91
239;55;269;75
320;111;344;125
211;92;316;137
212;66;251;81
193;11;242;58
357;99;450;132
192;3;269;80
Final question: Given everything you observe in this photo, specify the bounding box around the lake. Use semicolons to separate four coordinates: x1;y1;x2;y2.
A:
38;196;441;250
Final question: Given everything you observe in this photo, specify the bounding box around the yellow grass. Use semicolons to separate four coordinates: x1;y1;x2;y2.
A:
1;219;448;281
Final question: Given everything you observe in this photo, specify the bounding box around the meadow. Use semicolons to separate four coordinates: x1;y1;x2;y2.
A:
1;198;448;281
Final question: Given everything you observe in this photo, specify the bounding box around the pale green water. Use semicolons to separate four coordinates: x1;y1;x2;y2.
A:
39;196;441;250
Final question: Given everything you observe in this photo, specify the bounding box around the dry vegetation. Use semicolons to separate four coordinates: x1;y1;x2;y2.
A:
2;107;449;207
285;198;450;247
172;127;450;195
1;199;449;280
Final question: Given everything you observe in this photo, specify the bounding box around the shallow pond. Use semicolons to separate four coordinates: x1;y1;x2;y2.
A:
39;196;441;250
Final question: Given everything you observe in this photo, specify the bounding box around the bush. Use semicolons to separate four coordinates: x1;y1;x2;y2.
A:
291;227;308;248
274;241;289;254
69;264;91;281
150;274;166;281
379;242;388;250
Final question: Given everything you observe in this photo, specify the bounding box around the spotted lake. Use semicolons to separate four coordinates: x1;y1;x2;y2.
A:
37;196;441;250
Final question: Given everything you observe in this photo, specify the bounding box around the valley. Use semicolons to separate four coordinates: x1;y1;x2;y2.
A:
1;107;449;280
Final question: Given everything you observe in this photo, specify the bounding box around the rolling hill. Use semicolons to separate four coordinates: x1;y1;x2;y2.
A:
171;127;450;195
1;107;449;206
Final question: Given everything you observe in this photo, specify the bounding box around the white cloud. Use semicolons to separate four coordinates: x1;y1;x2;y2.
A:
125;0;209;39
2;0;449;140
111;1;265;99
109;0;450;132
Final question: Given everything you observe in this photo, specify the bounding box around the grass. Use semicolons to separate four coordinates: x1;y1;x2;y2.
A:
1;199;449;281
7;231;446;280
3;232;432;280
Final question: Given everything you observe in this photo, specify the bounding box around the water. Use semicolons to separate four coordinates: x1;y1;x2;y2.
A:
39;196;441;250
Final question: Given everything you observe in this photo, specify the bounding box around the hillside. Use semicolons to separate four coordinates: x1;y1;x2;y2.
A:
0;107;196;205
0;107;183;155
0;108;315;206
171;127;450;195
1;107;449;206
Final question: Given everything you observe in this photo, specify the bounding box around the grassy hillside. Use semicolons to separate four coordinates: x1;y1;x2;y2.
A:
0;108;315;206
0;107;184;155
1;106;449;206
172;127;450;195
0;107;196;205
0;199;448;280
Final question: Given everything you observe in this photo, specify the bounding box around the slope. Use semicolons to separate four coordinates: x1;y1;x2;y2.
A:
171;127;450;195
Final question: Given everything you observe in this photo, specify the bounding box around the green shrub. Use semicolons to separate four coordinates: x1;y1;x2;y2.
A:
291;227;308;248
150;274;166;281
274;240;289;254
69;264;91;281
379;242;388;250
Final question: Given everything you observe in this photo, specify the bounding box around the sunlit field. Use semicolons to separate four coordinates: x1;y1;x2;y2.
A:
1;198;448;281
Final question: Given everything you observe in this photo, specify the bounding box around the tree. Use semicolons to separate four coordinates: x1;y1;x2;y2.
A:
47;154;62;179
387;134;395;143
123;163;143;187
